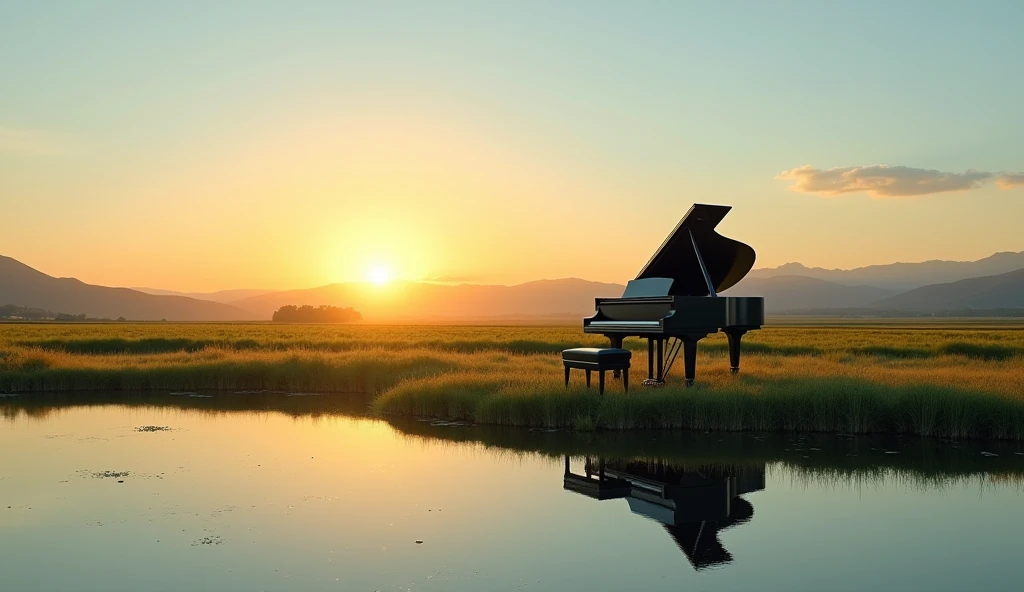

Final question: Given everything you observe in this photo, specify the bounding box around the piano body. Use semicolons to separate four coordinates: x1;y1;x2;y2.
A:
562;456;765;570
583;204;763;386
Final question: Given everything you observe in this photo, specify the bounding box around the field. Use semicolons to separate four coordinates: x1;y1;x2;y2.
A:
2;322;1024;439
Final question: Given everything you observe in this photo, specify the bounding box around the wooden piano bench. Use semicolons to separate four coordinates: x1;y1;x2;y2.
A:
562;348;631;395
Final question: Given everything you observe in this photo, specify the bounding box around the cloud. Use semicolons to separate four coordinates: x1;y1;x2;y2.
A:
423;275;479;283
776;164;994;197
0;126;65;155
996;173;1024;189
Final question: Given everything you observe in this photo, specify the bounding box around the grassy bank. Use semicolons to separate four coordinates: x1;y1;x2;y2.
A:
2;323;1024;439
371;358;1024;439
4;392;1022;488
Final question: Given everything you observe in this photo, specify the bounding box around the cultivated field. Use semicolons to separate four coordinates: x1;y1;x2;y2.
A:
2;322;1023;438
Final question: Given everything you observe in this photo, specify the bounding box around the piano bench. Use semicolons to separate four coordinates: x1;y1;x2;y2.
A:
562;348;631;395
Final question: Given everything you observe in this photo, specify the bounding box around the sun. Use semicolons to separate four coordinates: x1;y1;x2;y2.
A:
365;265;392;285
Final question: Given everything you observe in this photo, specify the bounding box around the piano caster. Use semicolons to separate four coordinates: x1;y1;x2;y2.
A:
685;379;694;387
730;367;739;375
642;379;666;388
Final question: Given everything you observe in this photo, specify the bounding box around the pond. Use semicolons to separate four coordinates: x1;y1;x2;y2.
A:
2;393;1023;591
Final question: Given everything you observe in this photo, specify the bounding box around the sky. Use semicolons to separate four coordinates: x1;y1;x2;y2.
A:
2;1;1023;292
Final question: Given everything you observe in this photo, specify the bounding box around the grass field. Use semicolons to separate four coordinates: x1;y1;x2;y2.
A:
2;322;1023;438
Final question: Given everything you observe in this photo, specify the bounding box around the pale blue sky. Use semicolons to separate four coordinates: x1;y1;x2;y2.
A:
2;1;1022;290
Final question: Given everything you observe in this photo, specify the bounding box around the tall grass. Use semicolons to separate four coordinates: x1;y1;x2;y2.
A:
5;323;1024;359
2;323;1023;438
0;347;459;393
372;371;1024;440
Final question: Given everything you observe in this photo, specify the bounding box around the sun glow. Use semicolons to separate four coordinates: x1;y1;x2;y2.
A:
366;265;393;285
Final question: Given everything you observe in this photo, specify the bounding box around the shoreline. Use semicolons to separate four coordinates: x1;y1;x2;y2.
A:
2;323;1023;440
4;379;1024;441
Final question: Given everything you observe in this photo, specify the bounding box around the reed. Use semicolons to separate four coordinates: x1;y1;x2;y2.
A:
2;323;1023;438
372;370;1024;440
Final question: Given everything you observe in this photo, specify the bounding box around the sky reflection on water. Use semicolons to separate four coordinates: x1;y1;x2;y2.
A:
1;396;1023;591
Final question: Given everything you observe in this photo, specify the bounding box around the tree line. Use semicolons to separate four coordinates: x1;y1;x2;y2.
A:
271;305;362;323
0;304;103;321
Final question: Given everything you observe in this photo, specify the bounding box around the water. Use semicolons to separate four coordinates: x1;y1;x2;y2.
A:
2;394;1024;591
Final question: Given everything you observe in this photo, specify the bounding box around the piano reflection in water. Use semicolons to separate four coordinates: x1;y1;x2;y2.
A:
563;456;765;570
583;204;764;386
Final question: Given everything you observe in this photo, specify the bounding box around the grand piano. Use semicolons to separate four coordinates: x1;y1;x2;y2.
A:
583;204;763;386
562;456;765;570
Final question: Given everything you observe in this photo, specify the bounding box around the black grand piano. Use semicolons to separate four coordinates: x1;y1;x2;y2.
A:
583;204;764;386
562;456;765;571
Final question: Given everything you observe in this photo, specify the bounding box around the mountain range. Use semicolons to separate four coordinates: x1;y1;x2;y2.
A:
746;251;1024;292
0;256;254;321
873;268;1024;310
721;276;897;310
230;278;625;321
1;251;1023;321
131;287;276;304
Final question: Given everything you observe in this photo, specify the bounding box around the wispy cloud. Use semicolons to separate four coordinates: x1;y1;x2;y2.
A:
0;126;65;155
776;165;994;198
423;275;479;283
996;173;1024;189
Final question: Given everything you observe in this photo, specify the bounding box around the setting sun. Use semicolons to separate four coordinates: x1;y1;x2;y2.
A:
365;265;392;285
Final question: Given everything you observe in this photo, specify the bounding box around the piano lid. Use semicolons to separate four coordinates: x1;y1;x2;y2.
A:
635;203;755;297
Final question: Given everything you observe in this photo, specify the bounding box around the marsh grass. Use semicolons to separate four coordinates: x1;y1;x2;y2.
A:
2;323;1023;438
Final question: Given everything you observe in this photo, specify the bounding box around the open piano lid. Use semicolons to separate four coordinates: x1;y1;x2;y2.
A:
635;204;755;297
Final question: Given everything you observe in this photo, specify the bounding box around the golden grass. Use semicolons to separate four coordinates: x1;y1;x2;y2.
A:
2;323;1023;438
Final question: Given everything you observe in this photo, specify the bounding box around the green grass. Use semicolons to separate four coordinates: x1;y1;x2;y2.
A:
372;373;1024;439
2;322;1024;439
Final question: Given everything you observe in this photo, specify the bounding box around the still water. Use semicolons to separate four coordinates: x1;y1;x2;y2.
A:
2;394;1023;591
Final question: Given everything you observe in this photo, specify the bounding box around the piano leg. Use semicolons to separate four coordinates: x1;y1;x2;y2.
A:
643;338;666;387
683;339;698;387
610;336;623;379
647;338;654;381
657;338;664;381
642;337;667;387
564;365;570;387
724;328;748;374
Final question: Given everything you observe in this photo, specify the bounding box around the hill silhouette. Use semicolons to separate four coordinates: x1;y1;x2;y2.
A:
6;250;1024;321
0;255;256;321
747;251;1024;292
232;278;625;321
132;287;276;303
722;276;895;312
873;268;1024;310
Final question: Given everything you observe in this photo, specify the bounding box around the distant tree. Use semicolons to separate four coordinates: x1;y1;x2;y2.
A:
1;304;55;320
272;304;362;323
117;317;127;322
0;306;102;322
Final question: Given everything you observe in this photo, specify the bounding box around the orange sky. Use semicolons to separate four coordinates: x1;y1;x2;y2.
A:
2;4;1022;292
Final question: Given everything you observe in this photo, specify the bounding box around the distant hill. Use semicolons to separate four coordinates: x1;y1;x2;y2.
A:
872;268;1024;310
0;255;257;321
722;276;896;312
232;278;626;321
132;287;277;303
747;251;1024;292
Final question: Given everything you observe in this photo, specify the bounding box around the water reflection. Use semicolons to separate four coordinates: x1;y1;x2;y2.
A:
4;391;1024;487
3;393;1024;591
564;456;764;570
